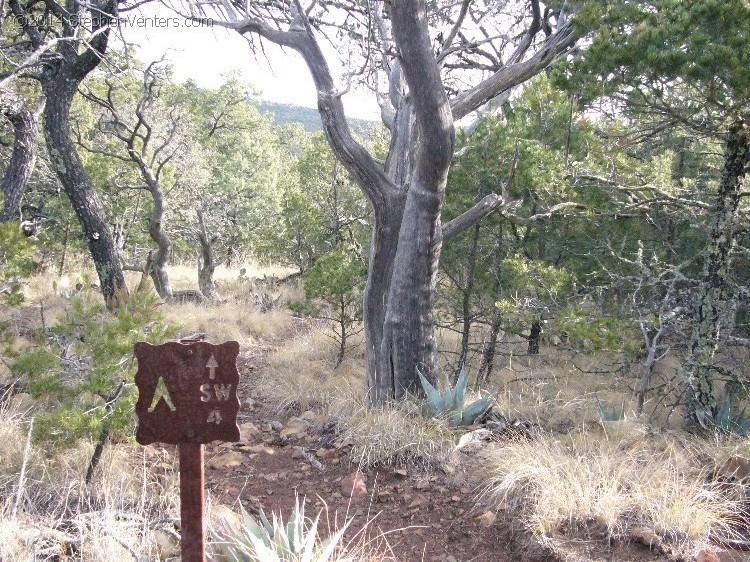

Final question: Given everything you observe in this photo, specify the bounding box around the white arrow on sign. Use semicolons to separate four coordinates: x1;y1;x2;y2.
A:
206;354;219;380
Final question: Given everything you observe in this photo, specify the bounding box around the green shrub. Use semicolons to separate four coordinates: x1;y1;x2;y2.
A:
0;222;37;305
13;291;177;444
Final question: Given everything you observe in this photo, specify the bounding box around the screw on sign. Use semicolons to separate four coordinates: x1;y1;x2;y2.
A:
134;340;241;562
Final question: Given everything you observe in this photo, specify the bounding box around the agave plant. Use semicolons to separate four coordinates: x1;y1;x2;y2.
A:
596;397;626;422
418;370;494;426
211;496;353;562
715;393;750;436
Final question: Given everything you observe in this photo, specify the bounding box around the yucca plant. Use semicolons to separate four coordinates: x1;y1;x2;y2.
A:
211;497;353;562
417;370;494;426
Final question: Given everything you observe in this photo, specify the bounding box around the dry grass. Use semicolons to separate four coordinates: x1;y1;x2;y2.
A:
163;302;293;347
262;329;457;467
0;399;181;562
480;429;747;552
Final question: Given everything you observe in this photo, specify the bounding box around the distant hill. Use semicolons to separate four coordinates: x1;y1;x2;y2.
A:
258;101;378;138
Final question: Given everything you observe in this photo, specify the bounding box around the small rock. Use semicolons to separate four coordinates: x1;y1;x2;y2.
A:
721;455;750;482
291;446;306;459
316;448;337;460
207;451;245;469
341;472;368;500
79;391;105;408
300;410;325;423
456;428;492;451
9;392;36;413
415;480;430;491
394;468;408;477
695;550;720;562
408;497;427;509
477;511;496;527
450;495;461;502
630;527;669;554
280;418;308;439
239;422;259;441
152;529;180;559
269;420;283;432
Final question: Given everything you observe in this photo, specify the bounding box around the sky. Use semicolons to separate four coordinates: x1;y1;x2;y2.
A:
121;5;381;120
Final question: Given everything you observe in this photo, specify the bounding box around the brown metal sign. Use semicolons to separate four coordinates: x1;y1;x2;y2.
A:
134;340;241;445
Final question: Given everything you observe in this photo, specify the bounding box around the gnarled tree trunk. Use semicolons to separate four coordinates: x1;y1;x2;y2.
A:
219;0;576;405
42;77;128;309
196;207;220;302
0;94;41;223
685;119;749;427
11;0;129;308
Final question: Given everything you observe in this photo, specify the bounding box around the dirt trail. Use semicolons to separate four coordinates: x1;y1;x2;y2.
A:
200;323;739;562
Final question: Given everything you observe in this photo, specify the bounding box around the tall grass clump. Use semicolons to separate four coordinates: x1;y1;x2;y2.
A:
481;432;746;551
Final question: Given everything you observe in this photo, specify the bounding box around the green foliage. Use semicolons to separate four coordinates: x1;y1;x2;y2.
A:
211;497;352;562
554;305;634;352
0;222;37;304
255;132;370;272
302;246;367;364
418;371;494;426
493;256;574;333
560;0;749;121
12;291;177;444
304;248;367;309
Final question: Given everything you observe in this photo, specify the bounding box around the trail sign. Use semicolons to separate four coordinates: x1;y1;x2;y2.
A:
134;339;242;562
134;340;241;445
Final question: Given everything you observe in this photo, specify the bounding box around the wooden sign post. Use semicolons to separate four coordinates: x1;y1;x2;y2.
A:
134;340;241;562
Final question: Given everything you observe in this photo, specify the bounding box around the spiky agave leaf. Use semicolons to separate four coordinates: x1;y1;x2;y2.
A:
454;371;468;411
460;394;494;426
418;369;445;411
317;518;354;562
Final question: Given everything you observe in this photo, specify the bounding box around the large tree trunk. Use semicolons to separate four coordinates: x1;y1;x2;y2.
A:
684;119;749;427
365;202;405;403
381;0;455;398
196;208;221;302
0;94;40;223
41;78;128;309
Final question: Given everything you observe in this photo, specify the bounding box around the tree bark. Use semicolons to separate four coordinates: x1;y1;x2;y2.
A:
42;78;128;309
528;320;542;354
684;119;749;427
129;152;174;300
0;94;41;223
218;0;575;405
196;207;221;302
380;0;455;398
457;223;481;375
